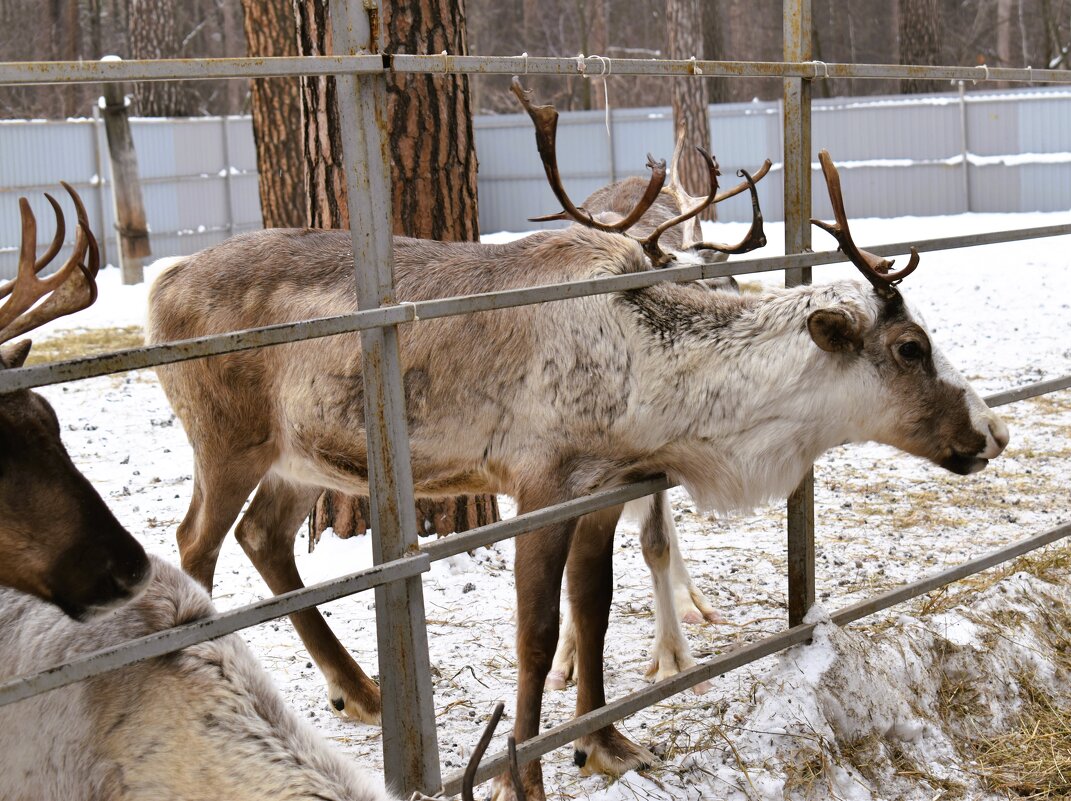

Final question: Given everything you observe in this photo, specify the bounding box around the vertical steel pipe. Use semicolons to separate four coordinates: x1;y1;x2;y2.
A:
783;0;816;627
958;80;971;212
331;0;442;794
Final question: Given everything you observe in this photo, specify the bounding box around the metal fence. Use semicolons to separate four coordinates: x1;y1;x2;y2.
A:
1;3;1071;798
4;84;1071;279
0;114;262;280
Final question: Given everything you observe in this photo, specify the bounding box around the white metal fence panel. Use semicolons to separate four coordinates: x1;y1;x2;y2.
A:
2;86;1070;279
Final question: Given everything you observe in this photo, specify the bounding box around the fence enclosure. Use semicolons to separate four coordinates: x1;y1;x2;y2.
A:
1;6;1071;798
3;86;1071;280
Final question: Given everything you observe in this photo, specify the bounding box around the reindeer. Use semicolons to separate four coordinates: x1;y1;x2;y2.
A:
145;84;768;729
546;133;770;692
0;185;149;619
0;554;398;801
147;77;1008;799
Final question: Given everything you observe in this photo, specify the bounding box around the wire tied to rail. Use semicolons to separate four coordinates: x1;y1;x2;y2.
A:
809;60;830;79
439;50;451;73
688;55;703;76
574;53;614;138
513;51;529;74
975;63;990;84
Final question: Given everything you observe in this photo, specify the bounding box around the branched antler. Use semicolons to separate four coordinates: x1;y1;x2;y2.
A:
511;77;770;267
687;161;772;256
510;77;667;234
0;182;100;345
810;149;919;297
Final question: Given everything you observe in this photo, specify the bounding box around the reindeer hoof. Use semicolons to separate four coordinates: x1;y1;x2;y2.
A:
325;676;382;725
574;726;657;778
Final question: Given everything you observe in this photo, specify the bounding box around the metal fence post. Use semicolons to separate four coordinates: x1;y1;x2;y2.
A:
90;104;110;270
220;116;236;234
331;0;441;794
783;0;816;627
958;80;971;212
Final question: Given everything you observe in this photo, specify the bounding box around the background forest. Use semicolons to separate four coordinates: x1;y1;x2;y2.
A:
2;0;1070;120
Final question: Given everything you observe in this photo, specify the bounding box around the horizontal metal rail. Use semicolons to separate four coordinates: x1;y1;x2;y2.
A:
0;552;429;709
422;476;673;562
0;478;674;707
985;374;1071;407
2;222;1069;395
4;372;1067;711
2;54;1071;86
445;519;1071;795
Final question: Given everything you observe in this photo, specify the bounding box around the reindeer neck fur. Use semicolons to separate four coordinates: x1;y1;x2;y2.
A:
614;275;884;513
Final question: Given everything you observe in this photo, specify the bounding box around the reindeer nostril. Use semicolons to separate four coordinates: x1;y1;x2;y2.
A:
989;418;1010;451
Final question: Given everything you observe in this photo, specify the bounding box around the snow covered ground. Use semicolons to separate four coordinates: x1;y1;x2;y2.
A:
28;212;1071;799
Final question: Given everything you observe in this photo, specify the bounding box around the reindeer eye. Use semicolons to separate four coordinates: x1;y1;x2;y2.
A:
897;341;923;361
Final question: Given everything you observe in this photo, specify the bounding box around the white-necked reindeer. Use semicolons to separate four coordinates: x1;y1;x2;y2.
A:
147;77;1007;800
0;185;149;618
546;133;768;692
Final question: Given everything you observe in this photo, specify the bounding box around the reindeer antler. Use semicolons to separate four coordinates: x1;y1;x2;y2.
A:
510;77;668;234
811;150;919;297
512;77;769;267
678;161;772;256
461;702;526;801
0;183;100;345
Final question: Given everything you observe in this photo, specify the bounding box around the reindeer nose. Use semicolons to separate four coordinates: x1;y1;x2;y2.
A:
988;416;1010;455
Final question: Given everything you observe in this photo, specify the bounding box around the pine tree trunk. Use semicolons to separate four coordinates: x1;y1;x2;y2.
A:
129;0;193;116
667;0;715;220
898;0;944;94
241;0;305;228
296;0;498;548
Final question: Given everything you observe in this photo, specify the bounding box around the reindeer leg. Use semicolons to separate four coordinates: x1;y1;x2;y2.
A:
234;475;382;725
545;593;577;691
491;487;577;801
177;452;270;592
570;504;658;778
667;524;725;626
641;492;724;625
640;493;712;694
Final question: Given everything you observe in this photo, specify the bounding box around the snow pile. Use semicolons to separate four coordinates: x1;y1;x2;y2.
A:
603;567;1071;800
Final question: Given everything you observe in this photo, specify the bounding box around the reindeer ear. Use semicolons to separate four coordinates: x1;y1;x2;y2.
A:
807;308;863;353
0;339;32;368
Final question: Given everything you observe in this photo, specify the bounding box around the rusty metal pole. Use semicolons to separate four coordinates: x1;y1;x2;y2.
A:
331;0;441;794
99;58;149;285
783;0;816;628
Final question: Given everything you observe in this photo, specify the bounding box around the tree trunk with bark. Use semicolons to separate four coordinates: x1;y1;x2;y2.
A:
667;0;715;219
898;0;944;94
129;0;193;116
241;0;305;228
295;0;497;547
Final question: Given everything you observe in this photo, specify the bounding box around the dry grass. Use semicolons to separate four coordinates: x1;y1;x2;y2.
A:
913;544;1071;618
25;326;144;364
970;675;1071;799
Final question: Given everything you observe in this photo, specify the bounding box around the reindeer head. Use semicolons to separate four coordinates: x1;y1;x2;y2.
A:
0;185;150;619
808;151;1009;474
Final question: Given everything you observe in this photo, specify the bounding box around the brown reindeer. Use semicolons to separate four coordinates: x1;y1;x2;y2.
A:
0;186;149;619
147;81;1007;798
146;91;769;728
